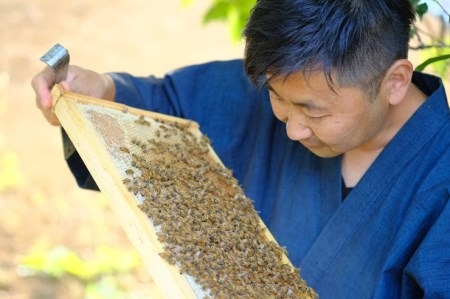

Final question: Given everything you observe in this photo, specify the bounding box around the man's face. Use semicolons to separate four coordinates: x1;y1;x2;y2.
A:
267;71;390;157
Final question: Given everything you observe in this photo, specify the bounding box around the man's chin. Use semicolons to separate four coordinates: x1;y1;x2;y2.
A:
305;145;341;158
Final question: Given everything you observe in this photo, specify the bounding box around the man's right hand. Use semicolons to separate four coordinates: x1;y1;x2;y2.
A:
31;65;116;126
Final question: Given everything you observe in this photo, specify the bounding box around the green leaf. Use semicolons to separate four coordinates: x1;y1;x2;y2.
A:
203;1;230;24
20;246;89;279
19;245;140;282
227;6;243;41
415;2;428;19
415;54;450;72
19;252;46;275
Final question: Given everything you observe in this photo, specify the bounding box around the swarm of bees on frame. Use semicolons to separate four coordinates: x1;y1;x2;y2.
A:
120;114;316;298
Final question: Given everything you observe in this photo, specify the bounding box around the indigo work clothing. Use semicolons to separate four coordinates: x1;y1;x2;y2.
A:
63;59;450;298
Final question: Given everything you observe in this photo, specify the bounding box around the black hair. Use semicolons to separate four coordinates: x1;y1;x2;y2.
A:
243;0;416;97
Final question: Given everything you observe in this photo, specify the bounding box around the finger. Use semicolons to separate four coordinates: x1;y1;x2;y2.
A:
31;67;62;126
31;67;55;110
42;108;61;126
60;80;71;92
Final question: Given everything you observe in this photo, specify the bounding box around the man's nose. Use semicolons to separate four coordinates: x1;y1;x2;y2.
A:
286;116;313;141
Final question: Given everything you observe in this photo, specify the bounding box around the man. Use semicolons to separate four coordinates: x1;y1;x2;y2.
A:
32;0;449;297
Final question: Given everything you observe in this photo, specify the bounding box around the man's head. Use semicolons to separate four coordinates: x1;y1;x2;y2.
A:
243;0;418;157
243;0;415;98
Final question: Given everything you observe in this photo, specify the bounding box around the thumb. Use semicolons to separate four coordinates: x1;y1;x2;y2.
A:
60;80;71;92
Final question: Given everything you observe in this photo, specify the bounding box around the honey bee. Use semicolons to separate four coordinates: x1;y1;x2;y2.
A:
119;146;130;153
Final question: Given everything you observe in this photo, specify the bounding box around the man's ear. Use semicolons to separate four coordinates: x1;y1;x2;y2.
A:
381;59;413;106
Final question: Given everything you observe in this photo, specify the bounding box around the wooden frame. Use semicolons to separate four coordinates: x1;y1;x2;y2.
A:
51;84;315;298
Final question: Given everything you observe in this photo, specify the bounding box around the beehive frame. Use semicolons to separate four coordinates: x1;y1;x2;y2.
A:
51;85;316;298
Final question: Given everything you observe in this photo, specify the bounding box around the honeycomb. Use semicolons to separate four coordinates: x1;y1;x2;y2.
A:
77;102;316;299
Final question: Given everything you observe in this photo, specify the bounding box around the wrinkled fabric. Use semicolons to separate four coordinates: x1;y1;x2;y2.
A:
63;59;450;298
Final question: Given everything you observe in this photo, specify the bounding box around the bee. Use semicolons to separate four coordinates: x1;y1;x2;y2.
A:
158;251;171;262
128;186;139;194
200;135;210;145
119;146;130;153
135;115;144;124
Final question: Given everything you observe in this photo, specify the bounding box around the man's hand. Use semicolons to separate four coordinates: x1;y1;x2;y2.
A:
31;65;115;126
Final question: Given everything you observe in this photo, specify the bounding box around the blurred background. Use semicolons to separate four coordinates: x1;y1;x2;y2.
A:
0;0;448;298
0;0;242;298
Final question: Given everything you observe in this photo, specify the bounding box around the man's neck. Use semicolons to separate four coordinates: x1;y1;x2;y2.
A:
342;83;427;188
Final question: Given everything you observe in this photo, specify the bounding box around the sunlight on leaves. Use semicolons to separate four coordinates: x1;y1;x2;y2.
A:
19;245;140;281
19;245;143;298
19;246;90;279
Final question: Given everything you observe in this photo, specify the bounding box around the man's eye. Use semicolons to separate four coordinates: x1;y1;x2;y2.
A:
303;109;328;120
305;114;327;120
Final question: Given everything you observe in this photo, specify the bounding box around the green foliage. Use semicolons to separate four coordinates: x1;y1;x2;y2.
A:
411;0;429;19
416;53;450;73
19;245;141;298
418;35;450;75
191;0;256;42
410;1;450;73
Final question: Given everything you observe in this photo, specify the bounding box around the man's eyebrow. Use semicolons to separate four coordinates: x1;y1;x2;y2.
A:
267;83;327;112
